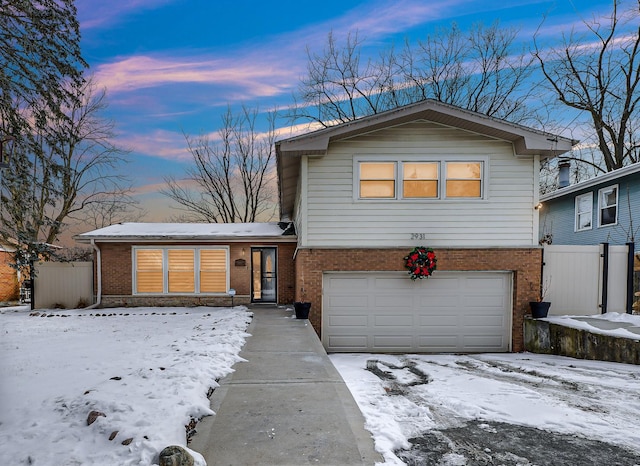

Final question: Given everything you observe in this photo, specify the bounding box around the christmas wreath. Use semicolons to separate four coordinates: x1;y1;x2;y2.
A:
404;246;437;280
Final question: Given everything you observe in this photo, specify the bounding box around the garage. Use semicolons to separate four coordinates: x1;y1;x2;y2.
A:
322;271;512;353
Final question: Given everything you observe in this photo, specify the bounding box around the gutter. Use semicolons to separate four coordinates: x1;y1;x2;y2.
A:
84;239;102;309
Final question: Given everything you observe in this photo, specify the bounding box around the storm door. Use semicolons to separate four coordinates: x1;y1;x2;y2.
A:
251;247;277;303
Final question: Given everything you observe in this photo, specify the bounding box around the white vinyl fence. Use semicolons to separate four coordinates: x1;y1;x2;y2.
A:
543;244;629;316
33;261;94;309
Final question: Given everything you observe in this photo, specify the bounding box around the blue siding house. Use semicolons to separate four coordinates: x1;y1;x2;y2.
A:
539;163;640;249
540;163;640;314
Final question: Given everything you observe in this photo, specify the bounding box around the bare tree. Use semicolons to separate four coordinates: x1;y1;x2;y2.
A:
292;23;539;127
0;78;133;274
162;106;278;223
534;1;640;172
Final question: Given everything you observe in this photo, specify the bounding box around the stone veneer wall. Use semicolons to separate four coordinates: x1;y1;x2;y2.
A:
0;251;18;301
294;247;543;352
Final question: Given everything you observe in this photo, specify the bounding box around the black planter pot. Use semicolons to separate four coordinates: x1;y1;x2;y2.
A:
529;301;551;318
294;302;311;319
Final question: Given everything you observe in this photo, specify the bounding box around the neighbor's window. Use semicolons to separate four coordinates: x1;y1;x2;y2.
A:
575;192;593;231
134;247;228;294
403;162;439;198
359;162;396;198
445;162;482;198
598;185;618;226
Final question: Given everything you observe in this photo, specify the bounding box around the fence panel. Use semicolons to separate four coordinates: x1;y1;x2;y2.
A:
543;245;628;316
34;262;93;309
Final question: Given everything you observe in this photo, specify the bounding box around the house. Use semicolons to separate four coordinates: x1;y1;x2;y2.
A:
0;239;18;302
539;163;640;249
276;99;573;353
539;163;640;314
74;222;297;307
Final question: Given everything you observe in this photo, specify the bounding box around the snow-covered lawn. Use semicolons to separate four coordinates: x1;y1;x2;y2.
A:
0;305;252;466
332;351;640;464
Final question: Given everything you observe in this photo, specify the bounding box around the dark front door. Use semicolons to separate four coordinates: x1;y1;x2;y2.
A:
251;247;277;303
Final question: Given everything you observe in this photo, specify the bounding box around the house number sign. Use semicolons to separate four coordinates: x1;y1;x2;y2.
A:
410;233;427;240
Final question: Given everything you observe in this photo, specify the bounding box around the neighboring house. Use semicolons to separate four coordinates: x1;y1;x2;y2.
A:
539;163;640;314
276;99;573;353
0;240;18;302
539;163;640;249
74;223;297;307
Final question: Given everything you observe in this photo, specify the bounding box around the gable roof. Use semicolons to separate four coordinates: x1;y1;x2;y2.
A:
276;99;575;219
540;163;640;202
74;222;296;243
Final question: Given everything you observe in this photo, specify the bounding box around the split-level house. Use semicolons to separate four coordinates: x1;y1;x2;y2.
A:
277;99;573;353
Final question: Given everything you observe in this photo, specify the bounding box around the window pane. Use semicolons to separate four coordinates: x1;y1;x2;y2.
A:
599;187;617;225
360;162;395;179
168;250;194;292
403;163;438;180
578;213;592;229
577;195;591;213
446;180;481;197
601;207;617;225
601;188;617;207
403;163;438;198
404;180;438;198
200;249;227;293
136;250;163;293
360;180;395;198
447;162;481;180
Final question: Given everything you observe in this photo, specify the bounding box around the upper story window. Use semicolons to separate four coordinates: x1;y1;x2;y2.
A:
598;185;618;226
359;162;396;198
445;162;482;198
134;247;228;295
574;192;593;231
357;159;483;200
403;162;439;198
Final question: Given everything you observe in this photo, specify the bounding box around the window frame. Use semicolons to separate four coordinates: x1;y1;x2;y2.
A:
597;184;618;227
354;156;487;201
574;192;593;232
133;246;230;295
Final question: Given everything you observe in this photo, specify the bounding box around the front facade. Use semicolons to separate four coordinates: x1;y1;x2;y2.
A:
277;100;573;353
75;223;297;307
539;163;640;249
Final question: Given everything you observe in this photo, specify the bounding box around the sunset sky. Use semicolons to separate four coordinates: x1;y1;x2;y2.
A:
73;0;616;225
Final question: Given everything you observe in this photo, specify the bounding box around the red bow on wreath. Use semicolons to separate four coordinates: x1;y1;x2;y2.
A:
404;246;437;280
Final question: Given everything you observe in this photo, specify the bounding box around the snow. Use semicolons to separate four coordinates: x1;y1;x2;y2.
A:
0;305;252;466
544;312;640;340
74;222;291;240
331;352;640;465
2;305;640;466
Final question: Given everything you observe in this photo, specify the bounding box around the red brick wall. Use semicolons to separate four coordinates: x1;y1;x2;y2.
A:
97;241;296;306
294;247;543;352
0;251;18;301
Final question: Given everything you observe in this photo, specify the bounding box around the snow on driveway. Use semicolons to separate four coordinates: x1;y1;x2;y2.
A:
331;353;640;465
0;306;252;466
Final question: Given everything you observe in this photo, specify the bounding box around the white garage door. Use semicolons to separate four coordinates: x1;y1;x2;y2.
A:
323;271;512;353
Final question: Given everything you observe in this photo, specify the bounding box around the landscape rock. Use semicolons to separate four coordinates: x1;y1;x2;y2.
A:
158;445;194;466
86;410;106;425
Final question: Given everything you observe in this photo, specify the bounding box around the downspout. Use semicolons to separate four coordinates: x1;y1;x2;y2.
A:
85;239;102;309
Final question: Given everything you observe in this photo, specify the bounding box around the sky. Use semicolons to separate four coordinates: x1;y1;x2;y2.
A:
1;303;639;465
73;0;619;228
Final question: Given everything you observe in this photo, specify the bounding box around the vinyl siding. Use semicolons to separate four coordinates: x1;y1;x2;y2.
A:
540;171;640;249
302;121;538;247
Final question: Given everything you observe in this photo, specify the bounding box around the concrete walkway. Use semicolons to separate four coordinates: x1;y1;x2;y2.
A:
190;305;381;465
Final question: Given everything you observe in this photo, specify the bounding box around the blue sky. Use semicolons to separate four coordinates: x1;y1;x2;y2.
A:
74;0;616;222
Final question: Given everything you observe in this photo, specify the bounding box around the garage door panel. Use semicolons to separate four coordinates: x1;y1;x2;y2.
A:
324;271;512;353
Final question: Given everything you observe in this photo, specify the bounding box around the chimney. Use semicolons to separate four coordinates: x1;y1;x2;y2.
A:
558;160;570;188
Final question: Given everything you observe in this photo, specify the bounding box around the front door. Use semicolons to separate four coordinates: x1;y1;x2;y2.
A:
251;247;277;303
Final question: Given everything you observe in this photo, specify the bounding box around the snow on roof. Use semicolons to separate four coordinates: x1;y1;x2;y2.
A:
75;222;295;242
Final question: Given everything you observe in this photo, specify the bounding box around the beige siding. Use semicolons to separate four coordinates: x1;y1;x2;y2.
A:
303;121;538;247
34;262;94;309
